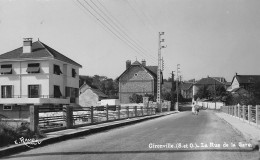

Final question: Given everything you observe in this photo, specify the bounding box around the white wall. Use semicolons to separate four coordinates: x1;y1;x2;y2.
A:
0;60;49;97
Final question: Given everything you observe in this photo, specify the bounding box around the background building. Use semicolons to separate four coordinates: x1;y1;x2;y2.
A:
117;60;161;104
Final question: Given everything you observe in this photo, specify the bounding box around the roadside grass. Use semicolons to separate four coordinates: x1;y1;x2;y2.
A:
0;121;45;148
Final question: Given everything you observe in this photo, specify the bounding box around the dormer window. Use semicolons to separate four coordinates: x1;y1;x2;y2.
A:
0;64;12;75
27;63;40;73
72;68;76;78
53;64;62;75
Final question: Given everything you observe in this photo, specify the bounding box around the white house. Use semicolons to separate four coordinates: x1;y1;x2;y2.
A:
0;38;82;119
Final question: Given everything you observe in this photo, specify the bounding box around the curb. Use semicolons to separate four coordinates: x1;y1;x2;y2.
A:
0;112;177;158
215;112;259;151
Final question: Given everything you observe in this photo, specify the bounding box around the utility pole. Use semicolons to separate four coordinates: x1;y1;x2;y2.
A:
176;64;180;111
171;71;175;111
157;32;166;112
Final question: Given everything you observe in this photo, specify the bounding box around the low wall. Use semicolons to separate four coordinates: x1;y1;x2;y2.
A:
197;101;225;110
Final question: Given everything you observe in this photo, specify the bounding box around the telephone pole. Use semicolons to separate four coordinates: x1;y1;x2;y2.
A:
157;32;166;112
176;64;180;111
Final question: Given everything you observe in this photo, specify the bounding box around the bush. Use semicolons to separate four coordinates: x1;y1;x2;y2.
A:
0;122;45;147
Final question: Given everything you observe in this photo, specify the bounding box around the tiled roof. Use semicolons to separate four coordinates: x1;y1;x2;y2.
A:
91;88;108;98
117;60;159;80
80;83;108;98
180;82;193;90
195;77;225;85
0;41;82;67
235;75;260;84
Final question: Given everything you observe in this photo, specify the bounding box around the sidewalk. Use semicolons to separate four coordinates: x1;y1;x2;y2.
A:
215;112;260;149
0;111;179;158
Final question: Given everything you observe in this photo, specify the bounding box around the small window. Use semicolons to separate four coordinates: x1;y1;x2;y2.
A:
53;64;62;75
3;105;12;110
54;85;62;98
1;85;13;98
28;85;40;98
134;73;138;76
0;64;12;74
27;63;40;73
72;69;76;78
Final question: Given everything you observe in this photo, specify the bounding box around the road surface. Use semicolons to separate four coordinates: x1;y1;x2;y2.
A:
1;110;258;160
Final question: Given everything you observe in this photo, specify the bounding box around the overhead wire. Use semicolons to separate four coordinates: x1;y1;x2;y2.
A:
76;0;157;65
95;0;158;62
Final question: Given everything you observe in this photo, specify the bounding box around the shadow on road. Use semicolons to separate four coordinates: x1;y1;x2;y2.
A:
3;148;256;159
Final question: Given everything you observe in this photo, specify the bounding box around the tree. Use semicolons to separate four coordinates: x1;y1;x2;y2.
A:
129;93;143;103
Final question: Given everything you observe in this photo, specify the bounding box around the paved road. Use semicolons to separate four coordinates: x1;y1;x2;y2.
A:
2;110;258;160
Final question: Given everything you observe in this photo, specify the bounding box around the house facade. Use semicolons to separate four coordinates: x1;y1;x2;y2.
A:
117;60;160;104
79;82;108;107
0;38;82;119
180;82;193;99
228;73;260;92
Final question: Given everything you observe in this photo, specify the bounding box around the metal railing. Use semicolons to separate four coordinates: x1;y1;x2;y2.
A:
221;105;260;128
1;95;68;99
36;105;156;132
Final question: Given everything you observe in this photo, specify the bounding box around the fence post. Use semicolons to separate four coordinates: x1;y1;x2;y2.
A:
135;106;137;117
30;105;39;132
234;105;237;117
256;105;259;127
90;106;94;123
238;104;240;119
127;106;129;118
248;105;252;123
64;105;73;128
118;105;120;119
242;105;246;121
106;104;109;121
141;106;143;116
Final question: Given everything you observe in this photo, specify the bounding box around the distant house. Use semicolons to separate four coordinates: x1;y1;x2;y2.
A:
117;60;161;104
180;82;193;99
193;76;228;100
79;81;108;107
228;73;260;93
0;38;82;119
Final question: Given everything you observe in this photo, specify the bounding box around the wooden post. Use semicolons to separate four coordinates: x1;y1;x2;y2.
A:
106;104;109;121
90;106;94;123
256;105;259;127
248;105;252;123
118;105;120;119
135;106;137;117
242;105;246;121
238;104;240;119
127;106;129;118
64;105;73;128
30;105;39;132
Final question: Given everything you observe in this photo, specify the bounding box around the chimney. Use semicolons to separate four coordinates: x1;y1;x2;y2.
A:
126;60;131;69
141;59;146;66
23;38;32;53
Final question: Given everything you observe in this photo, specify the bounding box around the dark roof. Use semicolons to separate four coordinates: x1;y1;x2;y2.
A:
234;75;260;84
211;77;227;83
180;82;193;90
0;41;82;67
195;77;225;85
91;88;108;98
80;83;108;98
117;60;159;80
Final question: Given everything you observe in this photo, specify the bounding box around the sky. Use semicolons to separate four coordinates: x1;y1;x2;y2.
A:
0;0;260;82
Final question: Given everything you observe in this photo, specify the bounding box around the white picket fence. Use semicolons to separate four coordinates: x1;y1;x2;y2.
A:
196;101;225;109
